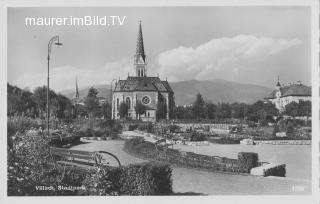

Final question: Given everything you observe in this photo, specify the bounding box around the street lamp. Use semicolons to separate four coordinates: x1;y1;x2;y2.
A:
47;36;62;137
110;78;117;120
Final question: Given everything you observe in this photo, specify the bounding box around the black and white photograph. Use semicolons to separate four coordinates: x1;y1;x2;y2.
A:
1;0;319;203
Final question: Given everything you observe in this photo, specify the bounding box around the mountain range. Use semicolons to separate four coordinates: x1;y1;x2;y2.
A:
59;79;274;105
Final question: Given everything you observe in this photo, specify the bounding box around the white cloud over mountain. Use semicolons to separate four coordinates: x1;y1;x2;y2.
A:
155;35;301;82
14;35;301;92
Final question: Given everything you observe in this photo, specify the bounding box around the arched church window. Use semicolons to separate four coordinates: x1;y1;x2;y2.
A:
126;97;131;109
138;70;141;77
116;98;119;109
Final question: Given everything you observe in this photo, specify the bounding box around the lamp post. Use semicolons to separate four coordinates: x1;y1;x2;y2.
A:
47;36;62;137
110;78;117;120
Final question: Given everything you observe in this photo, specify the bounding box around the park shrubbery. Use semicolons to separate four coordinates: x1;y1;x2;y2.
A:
124;138;259;174
207;137;241;144
263;164;286;177
237;152;259;172
82;162;172;196
8;130;84;196
8;126;172;196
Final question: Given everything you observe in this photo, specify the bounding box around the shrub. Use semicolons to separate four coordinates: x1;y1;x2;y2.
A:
238;152;259;173
286;121;294;137
146;122;154;133
8;131;82;196
7;117;39;149
128;124;138;131
263;164;286;177
190;132;206;141
82;162;172;195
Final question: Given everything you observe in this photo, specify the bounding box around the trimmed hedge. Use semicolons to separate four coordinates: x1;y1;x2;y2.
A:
49;136;81;147
82;162;172;195
264;164;286;177
124;138;259;174
238;152;258;172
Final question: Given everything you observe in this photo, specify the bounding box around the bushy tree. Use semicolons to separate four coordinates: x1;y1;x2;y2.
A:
206;102;217;119
119;102;129;119
84;87;99;127
101;102;112;120
192;93;206;119
135;102;146;119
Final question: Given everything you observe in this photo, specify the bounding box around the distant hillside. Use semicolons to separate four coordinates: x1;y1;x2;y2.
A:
171;79;273;105
59;79;273;105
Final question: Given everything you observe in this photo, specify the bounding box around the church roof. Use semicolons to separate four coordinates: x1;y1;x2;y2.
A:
114;76;174;93
266;83;311;99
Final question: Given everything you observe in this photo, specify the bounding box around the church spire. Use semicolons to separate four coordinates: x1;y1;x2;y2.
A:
136;20;145;61
75;76;79;99
276;76;281;87
134;20;147;77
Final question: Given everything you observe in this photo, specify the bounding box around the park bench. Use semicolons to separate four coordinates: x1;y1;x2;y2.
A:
50;147;121;174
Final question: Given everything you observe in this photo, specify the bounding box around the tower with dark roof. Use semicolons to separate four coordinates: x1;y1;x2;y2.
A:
265;77;311;113
74;77;79;99
111;21;175;121
134;21;147;77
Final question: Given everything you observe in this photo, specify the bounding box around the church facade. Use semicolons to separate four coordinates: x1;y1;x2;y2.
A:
111;22;175;121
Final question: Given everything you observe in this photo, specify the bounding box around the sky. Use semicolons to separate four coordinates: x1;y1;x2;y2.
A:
7;6;311;92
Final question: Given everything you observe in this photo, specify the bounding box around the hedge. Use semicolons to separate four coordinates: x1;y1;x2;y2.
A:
49;135;81;147
124;138;259;174
263;164;286;177
237;152;258;172
82;162;172;195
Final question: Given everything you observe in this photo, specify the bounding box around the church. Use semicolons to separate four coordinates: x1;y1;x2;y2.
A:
111;22;175;121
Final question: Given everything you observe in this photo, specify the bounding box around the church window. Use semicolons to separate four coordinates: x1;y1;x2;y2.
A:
116;98;119;109
142;96;151;105
126;97;131;109
147;112;150;117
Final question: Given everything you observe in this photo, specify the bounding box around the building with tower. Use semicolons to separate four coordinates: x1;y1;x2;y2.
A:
265;77;311;112
112;21;175;121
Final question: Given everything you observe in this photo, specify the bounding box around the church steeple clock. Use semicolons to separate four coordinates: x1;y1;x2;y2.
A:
134;21;147;77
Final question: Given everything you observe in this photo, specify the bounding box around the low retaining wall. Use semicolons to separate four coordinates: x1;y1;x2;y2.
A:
254;140;311;145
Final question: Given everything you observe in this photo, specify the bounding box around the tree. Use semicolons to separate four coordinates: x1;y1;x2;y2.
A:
84;87;99;127
247;101;278;125
206;102;217;119
135;102;146;120
192;93;206;119
101;102;112;120
219;103;232;119
33;86;57;118
284;102;299;118
119;102;129;119
299;101;311;119
51;94;73;122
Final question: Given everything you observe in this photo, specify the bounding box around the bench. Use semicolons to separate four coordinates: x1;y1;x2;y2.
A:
50;147;121;173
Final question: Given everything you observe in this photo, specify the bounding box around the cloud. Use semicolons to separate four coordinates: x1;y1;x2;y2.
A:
155;35;301;82
13;35;302;92
14;58;133;92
